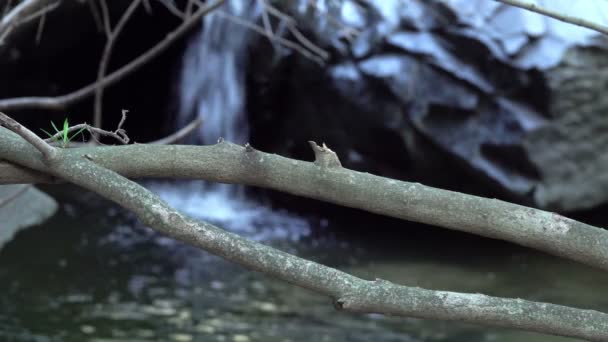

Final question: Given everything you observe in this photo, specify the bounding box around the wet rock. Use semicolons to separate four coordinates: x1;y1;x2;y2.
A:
0;185;57;250
525;47;608;211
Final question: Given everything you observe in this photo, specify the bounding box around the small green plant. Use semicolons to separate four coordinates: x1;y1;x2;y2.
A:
41;118;87;148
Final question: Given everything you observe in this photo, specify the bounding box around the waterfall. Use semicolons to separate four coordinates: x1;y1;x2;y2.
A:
179;0;254;145
150;0;310;241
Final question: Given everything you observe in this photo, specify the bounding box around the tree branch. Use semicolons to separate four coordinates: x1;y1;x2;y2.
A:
0;118;607;341
0;0;226;112
0;131;607;273
0;112;56;160
494;0;608;36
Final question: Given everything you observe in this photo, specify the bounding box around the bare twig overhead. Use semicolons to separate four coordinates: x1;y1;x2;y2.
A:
149;117;202;144
93;0;143;135
0;0;227;112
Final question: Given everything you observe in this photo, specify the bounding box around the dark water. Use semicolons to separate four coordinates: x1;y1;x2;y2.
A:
0;184;605;342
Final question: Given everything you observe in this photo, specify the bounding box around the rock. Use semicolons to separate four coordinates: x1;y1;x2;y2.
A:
525;47;608;211
0;185;58;250
249;0;608;211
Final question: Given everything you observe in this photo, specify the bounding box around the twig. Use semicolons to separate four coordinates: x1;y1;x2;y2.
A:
93;0;142;136
156;0;185;19
0;0;227;112
258;0;274;37
97;0;111;38
142;0;153;14
44;109;130;145
185;0;195;17
87;0;104;33
13;0;59;26
261;0;331;60
0;0;60;46
150;117;201;144
494;0;608;36
216;10;327;65
34;6;46;44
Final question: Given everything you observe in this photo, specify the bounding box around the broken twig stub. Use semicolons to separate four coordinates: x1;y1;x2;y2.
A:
308;141;342;168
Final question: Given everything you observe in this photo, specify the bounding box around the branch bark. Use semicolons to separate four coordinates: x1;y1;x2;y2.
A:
1;129;608;274
1;118;608;341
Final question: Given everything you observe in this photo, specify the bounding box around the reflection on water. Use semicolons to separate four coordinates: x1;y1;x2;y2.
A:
0;187;604;341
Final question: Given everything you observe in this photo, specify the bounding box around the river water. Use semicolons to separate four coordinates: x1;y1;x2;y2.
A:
1;186;607;341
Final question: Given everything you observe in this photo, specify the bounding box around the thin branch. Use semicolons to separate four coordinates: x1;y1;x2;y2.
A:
185;0;195;17
258;0;274;37
0;0;227;112
261;0;330;59
142;0;153;14
0;118;607;341
216;11;327;65
44;109;130;145
149;117;201;144
97;0;111;38
12;0;59;26
86;0;104;33
93;0;142;134
34;6;46;45
156;0;185;19
0;0;60;46
494;0;608;36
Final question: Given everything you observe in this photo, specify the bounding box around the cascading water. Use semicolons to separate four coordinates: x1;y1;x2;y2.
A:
151;0;310;240
179;0;252;145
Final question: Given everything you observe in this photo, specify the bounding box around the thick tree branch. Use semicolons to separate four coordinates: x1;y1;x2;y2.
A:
1;131;608;273
494;0;608;36
0;112;56;160
0;120;607;341
0;0;226;112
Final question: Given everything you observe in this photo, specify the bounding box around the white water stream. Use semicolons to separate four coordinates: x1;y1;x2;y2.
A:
152;0;310;241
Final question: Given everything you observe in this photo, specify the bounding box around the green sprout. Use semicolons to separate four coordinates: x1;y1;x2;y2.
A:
41;118;87;148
